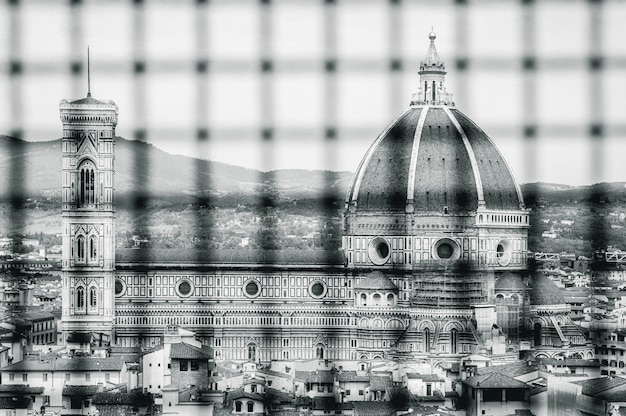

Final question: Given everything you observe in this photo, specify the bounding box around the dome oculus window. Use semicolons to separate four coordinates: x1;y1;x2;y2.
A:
432;238;460;261
496;239;512;266
243;280;261;298
368;237;391;265
114;278;126;297
309;280;328;299
176;279;194;297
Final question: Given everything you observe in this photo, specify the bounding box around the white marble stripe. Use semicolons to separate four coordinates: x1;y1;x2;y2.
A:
406;106;429;202
452;110;525;208
349;109;412;202
443;106;485;205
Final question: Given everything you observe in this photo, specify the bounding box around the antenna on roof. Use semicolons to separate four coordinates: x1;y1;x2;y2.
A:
87;46;91;97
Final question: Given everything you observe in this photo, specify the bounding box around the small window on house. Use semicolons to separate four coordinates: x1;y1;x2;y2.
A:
190;360;199;371
359;390;364;396
181;361;188;371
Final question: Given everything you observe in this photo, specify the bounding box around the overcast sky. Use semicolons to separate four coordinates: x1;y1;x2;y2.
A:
1;0;625;186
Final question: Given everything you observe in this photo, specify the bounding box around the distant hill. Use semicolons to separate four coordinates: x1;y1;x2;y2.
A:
521;182;626;206
1;134;624;205
0;135;354;200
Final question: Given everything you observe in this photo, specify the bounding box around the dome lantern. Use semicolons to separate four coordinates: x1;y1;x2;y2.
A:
410;31;454;107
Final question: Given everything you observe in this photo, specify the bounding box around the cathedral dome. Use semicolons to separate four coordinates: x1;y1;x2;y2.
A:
530;272;565;306
355;271;398;291
346;33;524;215
346;99;523;215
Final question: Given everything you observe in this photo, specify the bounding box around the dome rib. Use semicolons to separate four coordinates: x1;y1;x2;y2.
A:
348;108;413;204
406;107;429;206
443;106;485;207
452;110;524;210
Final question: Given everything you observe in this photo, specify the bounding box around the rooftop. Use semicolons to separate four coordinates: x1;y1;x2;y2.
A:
116;248;344;267
170;342;213;360
355;271;398;291
2;356;127;372
463;372;529;389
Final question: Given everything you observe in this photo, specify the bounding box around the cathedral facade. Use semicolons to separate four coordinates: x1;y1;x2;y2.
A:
60;34;548;366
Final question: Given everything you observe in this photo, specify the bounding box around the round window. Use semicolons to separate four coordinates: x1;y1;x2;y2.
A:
496;239;512;266
437;243;453;259
432;238;460;261
244;280;261;298
176;279;194;297
367;237;391;265
309;280;327;299
114;279;125;297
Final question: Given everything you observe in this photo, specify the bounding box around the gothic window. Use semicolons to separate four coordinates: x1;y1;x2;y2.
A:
247;401;254;413
360;293;367;306
76;235;85;262
78;161;97;206
247;344;256;361
424;328;431;353
316;344;325;359
451;328;458;354
89;286;97;309
89;235;97;262
235;401;242;412
76;286;85;310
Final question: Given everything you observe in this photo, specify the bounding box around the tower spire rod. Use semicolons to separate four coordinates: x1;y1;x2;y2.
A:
87;46;91;97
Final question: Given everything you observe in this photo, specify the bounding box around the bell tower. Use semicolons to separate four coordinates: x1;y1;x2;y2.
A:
59;59;118;346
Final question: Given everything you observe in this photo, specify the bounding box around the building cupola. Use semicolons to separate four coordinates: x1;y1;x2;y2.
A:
410;31;454;107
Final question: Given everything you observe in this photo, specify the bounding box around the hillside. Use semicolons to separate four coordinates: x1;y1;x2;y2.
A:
0;135;353;199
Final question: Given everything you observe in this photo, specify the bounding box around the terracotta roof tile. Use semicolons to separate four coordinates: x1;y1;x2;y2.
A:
463;373;529;389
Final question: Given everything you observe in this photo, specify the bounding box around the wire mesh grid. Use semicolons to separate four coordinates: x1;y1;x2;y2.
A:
1;0;626;353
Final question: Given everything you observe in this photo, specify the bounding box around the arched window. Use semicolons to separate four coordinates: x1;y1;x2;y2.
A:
424;328;431;353
432;80;436;102
534;323;542;346
373;293;381;306
89;287;97;309
89;235;97;262
451;328;458;354
316;344;325;359
360;293;367;306
235;401;242;412
386;293;394;306
247;344;256;361
246;401;254;413
78;161;97;206
76;286;85;309
76;235;85;262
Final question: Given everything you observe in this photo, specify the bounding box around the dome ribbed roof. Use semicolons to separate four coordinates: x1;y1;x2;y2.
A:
530;272;565;305
346;32;524;216
355;271;398;291
346;106;524;214
495;272;527;291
